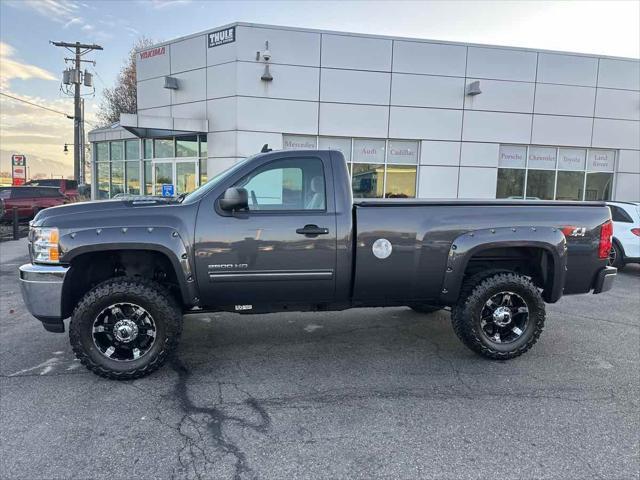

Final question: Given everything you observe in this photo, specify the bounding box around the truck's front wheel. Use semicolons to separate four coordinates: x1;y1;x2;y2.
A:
69;278;182;379
451;272;545;360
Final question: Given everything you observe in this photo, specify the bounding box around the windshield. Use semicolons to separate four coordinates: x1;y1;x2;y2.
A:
181;156;252;203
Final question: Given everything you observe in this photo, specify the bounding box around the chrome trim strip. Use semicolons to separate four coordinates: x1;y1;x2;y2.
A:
209;270;333;282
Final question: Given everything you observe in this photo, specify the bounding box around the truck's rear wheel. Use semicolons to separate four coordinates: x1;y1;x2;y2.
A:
451;272;545;360
70;278;182;379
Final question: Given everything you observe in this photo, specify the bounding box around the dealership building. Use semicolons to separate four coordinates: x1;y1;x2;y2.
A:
88;22;640;202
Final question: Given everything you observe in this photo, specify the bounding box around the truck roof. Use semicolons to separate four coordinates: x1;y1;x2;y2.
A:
354;199;608;207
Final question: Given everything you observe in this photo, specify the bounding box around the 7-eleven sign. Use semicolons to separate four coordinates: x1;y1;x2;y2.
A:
12;154;27;186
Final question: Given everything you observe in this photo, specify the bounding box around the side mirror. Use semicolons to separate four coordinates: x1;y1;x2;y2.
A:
219;187;248;212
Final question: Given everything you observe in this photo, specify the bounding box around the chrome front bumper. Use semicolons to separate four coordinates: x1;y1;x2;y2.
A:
19;263;69;325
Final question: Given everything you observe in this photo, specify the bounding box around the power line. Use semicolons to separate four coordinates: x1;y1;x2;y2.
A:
0;91;73;118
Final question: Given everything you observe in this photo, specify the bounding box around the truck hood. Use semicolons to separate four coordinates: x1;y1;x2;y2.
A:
32;198;179;228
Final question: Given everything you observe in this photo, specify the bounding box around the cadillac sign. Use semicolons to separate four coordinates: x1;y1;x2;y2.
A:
208;27;235;48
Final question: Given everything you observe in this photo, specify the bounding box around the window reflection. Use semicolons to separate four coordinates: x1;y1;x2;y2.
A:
352;163;384;198
385;165;416;198
526;170;555;200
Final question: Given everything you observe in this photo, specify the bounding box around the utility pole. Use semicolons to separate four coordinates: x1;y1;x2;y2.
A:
51;41;103;182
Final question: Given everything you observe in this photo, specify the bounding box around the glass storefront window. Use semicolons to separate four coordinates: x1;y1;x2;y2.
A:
526;170;555;200
125;140;140;160
176;136;198;157
587;150;615;172
318;137;352;162
385;165;416;198
144;139;153;159
111;161;124;196
154;163;173;196
585;172;613;200
199;134;207;158
556;171;585;201
144;161;152;195
527;146;557;170
496;169;525;198
558;148;586;171
283;135;317;150
352;163;384;198
126;161;140;195
176;162;197;194
96;143;109;161
110;142;123;161
199;158;207;185
387;140;418;164
499;145;527;168
97;163;109;199
154;138;174;158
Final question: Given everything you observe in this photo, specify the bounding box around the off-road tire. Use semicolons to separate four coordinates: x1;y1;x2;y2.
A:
609;241;626;270
70;278;182;380
451;272;545;360
409;304;442;314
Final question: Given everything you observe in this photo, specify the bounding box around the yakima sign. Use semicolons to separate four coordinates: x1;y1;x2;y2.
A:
139;46;166;60
208;27;235;48
11;154;26;186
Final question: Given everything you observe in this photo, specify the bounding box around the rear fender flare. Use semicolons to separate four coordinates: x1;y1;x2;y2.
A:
59;226;197;306
439;226;567;305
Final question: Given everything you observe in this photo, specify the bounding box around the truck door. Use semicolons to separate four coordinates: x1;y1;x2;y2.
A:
194;154;337;307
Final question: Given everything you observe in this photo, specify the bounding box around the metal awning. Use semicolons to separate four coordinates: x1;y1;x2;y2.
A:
119;113;208;138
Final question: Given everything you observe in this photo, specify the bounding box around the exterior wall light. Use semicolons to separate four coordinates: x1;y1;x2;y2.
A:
466;80;482;96
164;76;179;90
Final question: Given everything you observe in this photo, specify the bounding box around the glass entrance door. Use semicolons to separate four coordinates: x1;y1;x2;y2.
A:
153;162;173;196
176;161;197;195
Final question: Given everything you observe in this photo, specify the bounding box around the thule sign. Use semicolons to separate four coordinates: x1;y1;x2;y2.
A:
208;27;235;48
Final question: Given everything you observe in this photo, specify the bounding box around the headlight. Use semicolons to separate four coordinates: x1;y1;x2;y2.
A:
31;227;60;264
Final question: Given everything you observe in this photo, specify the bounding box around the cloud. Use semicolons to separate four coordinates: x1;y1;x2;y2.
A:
148;0;193;9
0;42;58;90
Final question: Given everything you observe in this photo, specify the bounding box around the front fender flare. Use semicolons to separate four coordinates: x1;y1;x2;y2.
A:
439;226;567;305
59;225;197;307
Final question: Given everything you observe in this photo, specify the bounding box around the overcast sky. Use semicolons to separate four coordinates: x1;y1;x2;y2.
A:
1;0;639;175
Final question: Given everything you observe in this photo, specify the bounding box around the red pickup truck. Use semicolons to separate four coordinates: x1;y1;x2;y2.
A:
24;179;79;200
0;186;70;222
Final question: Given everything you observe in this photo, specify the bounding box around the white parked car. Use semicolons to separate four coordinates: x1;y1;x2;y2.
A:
607;201;640;270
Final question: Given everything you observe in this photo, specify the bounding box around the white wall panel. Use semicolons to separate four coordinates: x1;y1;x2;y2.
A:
321;69;390;105
592;118;640;150
137;106;171;117
319;103;388;137
462;111;531;143
238;63;319;101
466;47;537;82
458;167;497;198
207;131;236;157
136;45;170;81
617;150;640;173
614;173;640;201
536;53;598;86
460;142;499;167
206;62;237;98
137;77;171;109
206;32;237;66
237;97;318;134
417;166;459;198
171;68;207;105
235;26;320;66
389;107;462;140
237;131;283;157
598;58;640;91
595;88;640;121
534;84;596;117
464;79;534;113
321;34;392;71
171;35;206;74
392;41;466;76
419;141;460;166
531;115;592;146
391;74;464;109
172;101;206;119
207;157;242;177
206;97;237;132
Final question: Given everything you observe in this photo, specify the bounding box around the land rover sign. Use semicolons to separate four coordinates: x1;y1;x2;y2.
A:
208;27;235;48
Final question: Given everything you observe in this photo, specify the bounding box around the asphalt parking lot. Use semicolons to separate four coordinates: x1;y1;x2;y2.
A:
1;237;638;480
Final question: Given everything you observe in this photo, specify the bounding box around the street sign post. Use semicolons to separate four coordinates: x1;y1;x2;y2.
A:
11;154;26;186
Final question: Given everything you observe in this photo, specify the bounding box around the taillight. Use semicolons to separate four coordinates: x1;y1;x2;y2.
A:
598;220;613;259
631;228;640;237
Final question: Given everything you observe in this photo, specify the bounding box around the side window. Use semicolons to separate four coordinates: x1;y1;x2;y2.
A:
236;158;326;211
610;205;633;223
12;189;33;199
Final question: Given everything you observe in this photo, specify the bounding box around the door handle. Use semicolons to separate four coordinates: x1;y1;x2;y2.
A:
296;224;329;236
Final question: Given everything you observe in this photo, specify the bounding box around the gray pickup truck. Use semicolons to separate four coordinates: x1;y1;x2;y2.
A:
19;149;616;379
